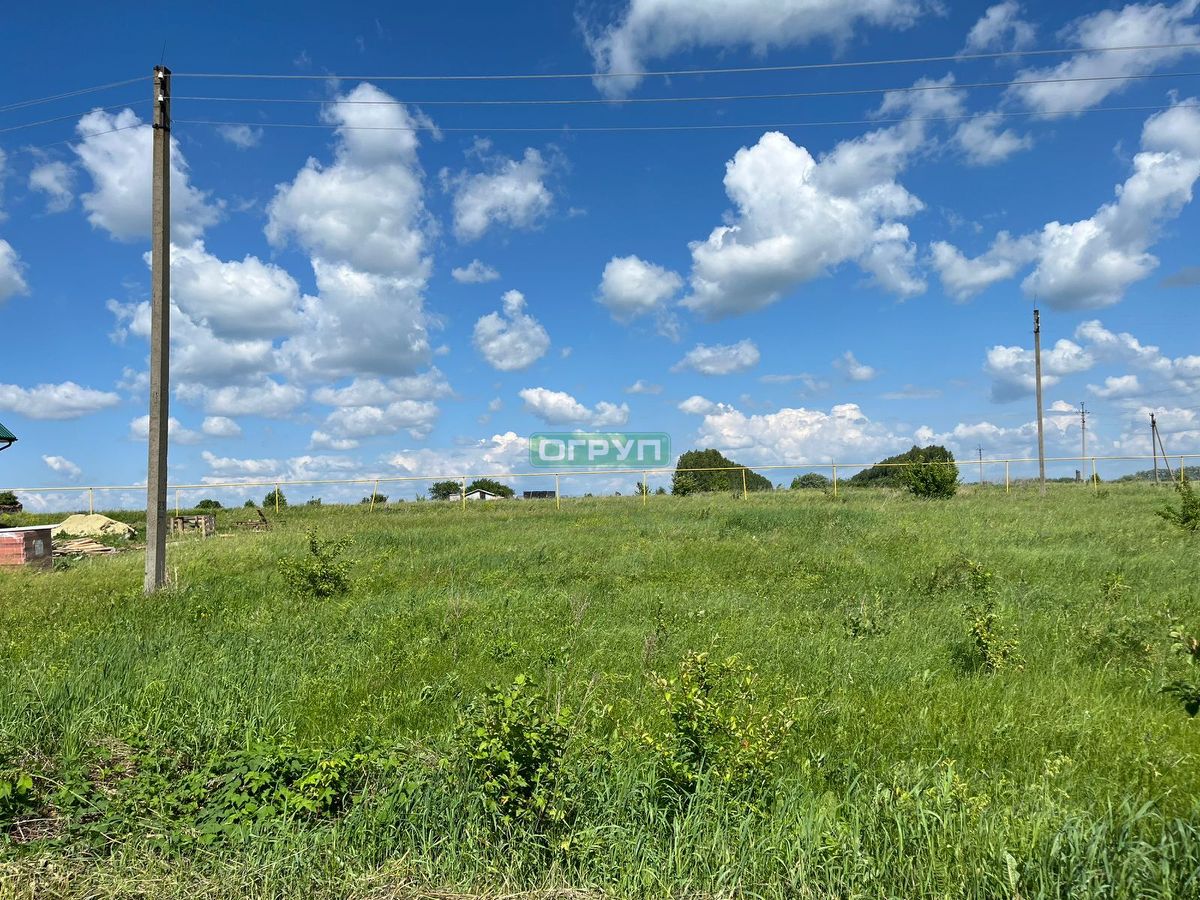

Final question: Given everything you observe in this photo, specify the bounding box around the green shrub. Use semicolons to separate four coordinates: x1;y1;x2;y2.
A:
1157;473;1200;532
243;499;257;508
0;490;23;511
360;493;388;505
278;531;352;599
456;674;574;833
640;651;794;798
263;488;288;509
0;751;38;834
791;472;831;490
1162;626;1200;716
850;444;955;488
901;458;959;499
960;565;1022;673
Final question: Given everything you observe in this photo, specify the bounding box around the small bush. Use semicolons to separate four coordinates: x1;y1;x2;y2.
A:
844;595;886;638
901;459;959;498
0;752;38;833
263;488;288;510
455;674;573;833
956;563;1022;673
1157;474;1200;533
1162;626;1200;716
360;493;388;505
792;472;831;490
278;531;352;599
640;651;794;799
672;474;699;496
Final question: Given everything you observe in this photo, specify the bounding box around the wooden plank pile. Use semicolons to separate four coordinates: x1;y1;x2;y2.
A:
53;538;121;558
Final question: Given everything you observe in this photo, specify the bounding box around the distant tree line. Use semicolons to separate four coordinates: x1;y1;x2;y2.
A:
671;449;772;495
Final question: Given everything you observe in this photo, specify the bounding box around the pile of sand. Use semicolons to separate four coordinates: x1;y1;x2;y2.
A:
51;514;136;540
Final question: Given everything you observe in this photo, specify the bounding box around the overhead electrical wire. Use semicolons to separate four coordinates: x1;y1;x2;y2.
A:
0;99;151;136
0;76;144;114
172;101;1200;135
171;41;1200;81
171;69;1200;108
17;123;144;154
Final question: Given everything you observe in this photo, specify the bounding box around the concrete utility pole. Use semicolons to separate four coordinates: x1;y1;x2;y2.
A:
1033;308;1047;497
144;65;171;594
977;445;985;486
1079;402;1088;482
1151;413;1160;484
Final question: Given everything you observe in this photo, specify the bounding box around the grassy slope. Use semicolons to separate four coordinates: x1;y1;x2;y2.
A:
1;484;1198;898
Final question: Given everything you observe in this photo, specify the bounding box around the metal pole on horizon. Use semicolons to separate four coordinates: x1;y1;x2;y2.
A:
1034;308;1047;497
1080;402;1088;483
1151;413;1160;484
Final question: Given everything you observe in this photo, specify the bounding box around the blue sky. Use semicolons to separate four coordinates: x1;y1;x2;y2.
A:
1;0;1198;507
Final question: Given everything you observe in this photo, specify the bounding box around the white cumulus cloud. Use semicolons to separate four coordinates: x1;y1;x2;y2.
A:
836;351;878;382
29;160;75;212
933;101;1200;308
519;387;630;427
597;254;683;326
0;381;120;420
0;241;27;304
586;0;926;98
451;259;501;283
673;339;760;375
42;455;82;479
445;142;554;241
266;83;436;379
202;416;242;437
962;1;1035;53
473;289;550;371
74;108;221;244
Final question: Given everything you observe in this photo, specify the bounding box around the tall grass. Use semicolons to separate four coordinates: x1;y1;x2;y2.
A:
1;485;1197;897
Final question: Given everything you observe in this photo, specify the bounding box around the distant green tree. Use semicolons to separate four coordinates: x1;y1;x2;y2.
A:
655;486;667;496
791;473;831;490
849;445;956;488
430;481;461;501
672;449;772;495
243;499;257;508
306;497;323;507
263;488;288;510
466;478;514;498
0;490;23;512
360;493;388;505
196;498;222;510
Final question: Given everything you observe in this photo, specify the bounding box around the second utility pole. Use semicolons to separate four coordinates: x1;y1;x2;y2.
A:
1034;308;1046;497
1079;402;1088;482
144;65;171;594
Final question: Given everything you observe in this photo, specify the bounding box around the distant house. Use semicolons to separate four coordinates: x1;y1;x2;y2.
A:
464;488;503;501
0;420;15;453
523;490;556;500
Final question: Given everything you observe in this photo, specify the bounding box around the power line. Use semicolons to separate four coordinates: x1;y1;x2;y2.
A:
0;76;144;114
170;41;1200;82
172;101;1198;135
0;99;151;136
170;69;1200;108
15;123;144;154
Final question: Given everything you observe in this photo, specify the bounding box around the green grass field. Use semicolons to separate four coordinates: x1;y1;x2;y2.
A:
1;484;1198;898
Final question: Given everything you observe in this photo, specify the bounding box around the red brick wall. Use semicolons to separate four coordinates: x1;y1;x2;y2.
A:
0;529;53;570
